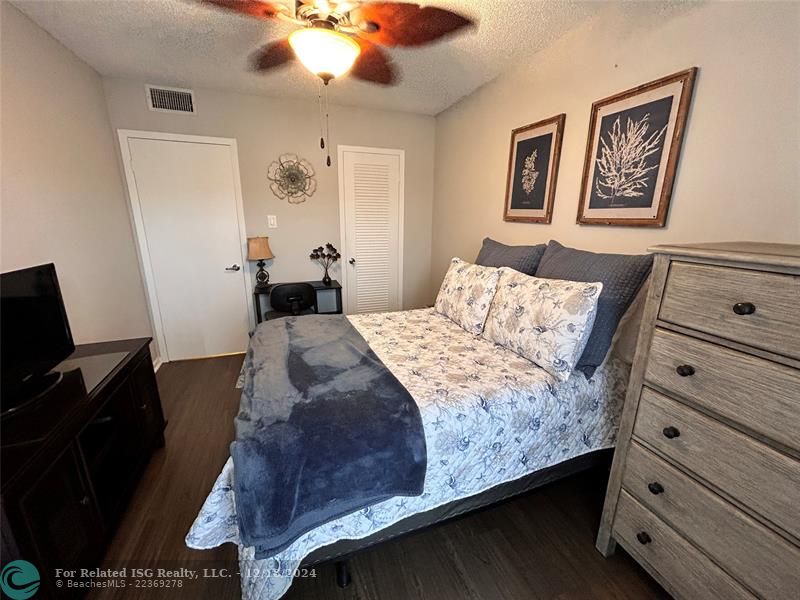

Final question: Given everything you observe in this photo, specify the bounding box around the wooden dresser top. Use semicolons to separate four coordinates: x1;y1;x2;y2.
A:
648;241;800;270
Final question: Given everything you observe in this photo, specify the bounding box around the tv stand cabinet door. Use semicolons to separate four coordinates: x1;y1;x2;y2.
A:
79;379;142;525
129;355;166;450
16;443;103;596
78;349;165;528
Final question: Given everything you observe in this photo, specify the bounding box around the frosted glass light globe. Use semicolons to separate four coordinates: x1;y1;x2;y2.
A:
288;27;361;81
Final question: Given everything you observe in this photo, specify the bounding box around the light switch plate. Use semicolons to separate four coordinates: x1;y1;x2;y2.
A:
267;215;277;228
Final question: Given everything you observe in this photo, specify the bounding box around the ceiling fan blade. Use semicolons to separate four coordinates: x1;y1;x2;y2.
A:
250;39;295;71
201;0;283;20
351;40;396;85
353;2;474;47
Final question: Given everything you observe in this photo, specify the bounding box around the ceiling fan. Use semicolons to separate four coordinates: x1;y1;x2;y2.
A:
202;0;475;85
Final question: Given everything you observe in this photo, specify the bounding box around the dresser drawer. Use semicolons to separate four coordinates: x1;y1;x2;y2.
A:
646;328;800;451
633;388;800;540
613;491;753;600
620;443;800;599
659;262;800;360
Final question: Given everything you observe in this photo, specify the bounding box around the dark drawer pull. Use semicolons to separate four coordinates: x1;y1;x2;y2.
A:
636;531;652;545
662;426;680;439
648;482;665;495
676;364;695;377
732;302;756;315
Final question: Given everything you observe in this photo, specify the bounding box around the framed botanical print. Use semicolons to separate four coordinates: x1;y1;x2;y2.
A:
577;67;697;227
504;113;566;224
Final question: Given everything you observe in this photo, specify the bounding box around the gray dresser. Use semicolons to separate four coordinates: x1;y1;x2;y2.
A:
596;242;800;599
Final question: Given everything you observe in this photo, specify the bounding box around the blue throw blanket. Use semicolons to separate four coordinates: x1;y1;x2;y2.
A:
231;314;427;559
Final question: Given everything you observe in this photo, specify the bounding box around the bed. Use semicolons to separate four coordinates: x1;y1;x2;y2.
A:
186;307;631;600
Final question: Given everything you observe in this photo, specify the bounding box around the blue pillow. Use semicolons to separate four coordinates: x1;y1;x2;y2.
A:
474;238;546;275
535;241;653;378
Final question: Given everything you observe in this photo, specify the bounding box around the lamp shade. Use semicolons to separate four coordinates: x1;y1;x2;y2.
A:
247;237;274;261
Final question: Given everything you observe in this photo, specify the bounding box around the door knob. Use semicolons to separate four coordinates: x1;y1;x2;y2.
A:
225;264;241;271
348;258;356;265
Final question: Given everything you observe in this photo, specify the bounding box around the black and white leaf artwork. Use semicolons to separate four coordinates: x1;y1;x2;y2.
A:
521;149;539;195
588;96;673;209
595;114;665;200
510;133;553;210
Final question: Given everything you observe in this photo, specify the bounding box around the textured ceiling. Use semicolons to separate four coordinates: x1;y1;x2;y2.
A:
12;0;603;115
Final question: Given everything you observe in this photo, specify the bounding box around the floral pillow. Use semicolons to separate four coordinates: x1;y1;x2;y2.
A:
483;268;603;381
435;258;502;334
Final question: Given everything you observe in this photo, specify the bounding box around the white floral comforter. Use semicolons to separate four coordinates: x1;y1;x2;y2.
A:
186;309;629;600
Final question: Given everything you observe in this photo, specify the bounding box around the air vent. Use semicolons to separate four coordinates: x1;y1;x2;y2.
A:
145;85;195;114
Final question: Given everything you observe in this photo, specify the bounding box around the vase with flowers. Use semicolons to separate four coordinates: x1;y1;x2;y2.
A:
309;243;341;286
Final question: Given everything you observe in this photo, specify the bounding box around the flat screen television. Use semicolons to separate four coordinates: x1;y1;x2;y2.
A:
1;263;75;411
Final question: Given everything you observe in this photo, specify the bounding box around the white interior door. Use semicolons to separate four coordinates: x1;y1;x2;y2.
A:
338;146;404;314
121;133;251;361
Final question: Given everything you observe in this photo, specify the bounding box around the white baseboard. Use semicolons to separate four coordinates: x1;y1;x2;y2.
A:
152;356;164;372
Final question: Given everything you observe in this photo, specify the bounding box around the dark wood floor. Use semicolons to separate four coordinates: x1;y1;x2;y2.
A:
92;355;669;600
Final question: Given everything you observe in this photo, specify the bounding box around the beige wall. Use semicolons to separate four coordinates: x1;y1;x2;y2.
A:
5;0;798;345
102;79;436;310
0;3;152;344
431;2;800;296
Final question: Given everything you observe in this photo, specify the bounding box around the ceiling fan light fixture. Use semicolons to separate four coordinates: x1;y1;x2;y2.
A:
288;27;361;82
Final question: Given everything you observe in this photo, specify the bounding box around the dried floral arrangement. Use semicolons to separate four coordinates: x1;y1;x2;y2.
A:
309;243;341;286
267;154;316;203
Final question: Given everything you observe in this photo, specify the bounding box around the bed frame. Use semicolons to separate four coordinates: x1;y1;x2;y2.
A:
302;448;613;586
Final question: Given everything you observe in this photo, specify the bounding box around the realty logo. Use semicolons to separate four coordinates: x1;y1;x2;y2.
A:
0;560;40;599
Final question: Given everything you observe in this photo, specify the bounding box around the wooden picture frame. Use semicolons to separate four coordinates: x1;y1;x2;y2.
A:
577;67;697;227
503;113;566;224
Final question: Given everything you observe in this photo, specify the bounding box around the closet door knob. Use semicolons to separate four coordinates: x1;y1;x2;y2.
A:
662;426;681;439
648;482;665;495
732;302;756;315
676;364;695;377
348;258;356;265
636;531;652;545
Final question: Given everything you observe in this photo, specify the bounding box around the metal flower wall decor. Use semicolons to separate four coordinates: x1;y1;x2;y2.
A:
267;154;317;203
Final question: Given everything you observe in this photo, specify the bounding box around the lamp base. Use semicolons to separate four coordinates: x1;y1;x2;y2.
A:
255;260;270;289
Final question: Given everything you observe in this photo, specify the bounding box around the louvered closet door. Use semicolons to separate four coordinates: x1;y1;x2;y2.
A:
339;147;403;314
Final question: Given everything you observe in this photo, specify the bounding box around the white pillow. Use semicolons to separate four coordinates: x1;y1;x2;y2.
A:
483;268;603;381
435;258;501;334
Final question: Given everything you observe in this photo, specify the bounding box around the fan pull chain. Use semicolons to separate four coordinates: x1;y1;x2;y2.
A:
316;79;332;167
317;79;325;151
324;83;332;167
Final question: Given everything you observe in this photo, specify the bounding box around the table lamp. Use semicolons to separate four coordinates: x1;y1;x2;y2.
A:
247;237;275;290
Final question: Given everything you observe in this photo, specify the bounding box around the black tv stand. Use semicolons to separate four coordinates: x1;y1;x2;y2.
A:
1;338;165;599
